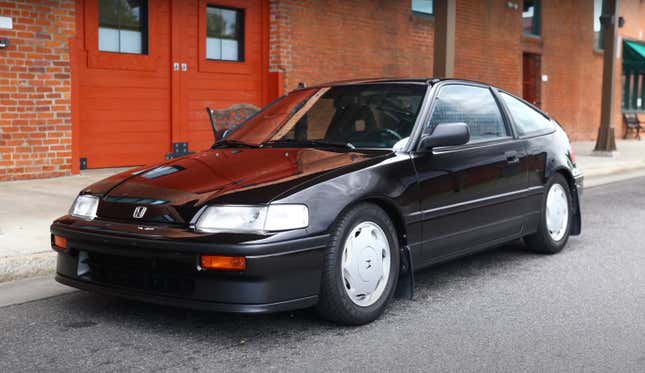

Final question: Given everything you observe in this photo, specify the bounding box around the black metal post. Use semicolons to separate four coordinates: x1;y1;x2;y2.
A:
433;0;456;78
594;0;620;153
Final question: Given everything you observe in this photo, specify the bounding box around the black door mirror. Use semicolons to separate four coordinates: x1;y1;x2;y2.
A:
419;122;470;151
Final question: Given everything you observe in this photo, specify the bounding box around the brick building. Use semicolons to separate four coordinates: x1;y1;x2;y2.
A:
1;0;645;180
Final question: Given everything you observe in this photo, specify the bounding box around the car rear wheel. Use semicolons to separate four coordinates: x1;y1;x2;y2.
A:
525;174;572;254
316;203;400;325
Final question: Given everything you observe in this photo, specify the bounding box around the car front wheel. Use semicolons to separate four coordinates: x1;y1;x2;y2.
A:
525;174;573;254
316;203;400;325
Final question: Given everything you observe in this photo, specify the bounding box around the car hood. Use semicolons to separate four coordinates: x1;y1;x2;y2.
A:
85;147;385;225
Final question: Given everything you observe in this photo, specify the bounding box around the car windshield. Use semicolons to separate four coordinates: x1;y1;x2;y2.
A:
222;83;428;149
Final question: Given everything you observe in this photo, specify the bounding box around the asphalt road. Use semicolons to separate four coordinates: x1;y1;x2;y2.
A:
1;177;645;372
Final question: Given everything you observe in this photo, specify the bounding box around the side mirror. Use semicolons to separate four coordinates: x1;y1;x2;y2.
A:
419;122;470;151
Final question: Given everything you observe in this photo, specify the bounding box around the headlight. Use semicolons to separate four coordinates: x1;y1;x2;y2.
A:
264;204;309;231
70;195;99;220
194;204;309;233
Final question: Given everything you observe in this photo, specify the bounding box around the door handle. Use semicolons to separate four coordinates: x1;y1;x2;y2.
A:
173;62;179;71
505;151;520;164
181;63;188;72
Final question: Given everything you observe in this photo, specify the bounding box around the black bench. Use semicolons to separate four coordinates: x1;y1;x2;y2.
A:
624;112;644;140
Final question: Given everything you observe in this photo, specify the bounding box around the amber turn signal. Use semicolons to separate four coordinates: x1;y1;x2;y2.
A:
53;235;67;251
200;255;246;271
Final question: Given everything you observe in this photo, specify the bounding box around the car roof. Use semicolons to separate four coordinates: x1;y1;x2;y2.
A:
294;78;553;122
301;77;494;89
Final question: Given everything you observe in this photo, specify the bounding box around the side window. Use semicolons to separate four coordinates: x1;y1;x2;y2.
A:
593;0;605;50
522;0;541;37
427;85;508;143
99;0;148;54
500;92;553;136
412;0;434;15
206;5;245;62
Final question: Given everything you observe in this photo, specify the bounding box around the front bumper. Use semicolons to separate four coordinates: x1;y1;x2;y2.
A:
51;222;328;313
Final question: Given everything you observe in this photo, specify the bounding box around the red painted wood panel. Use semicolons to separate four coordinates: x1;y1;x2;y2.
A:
176;0;267;153
78;0;172;168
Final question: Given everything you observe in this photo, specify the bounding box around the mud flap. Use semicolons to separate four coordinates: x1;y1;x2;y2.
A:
394;245;415;299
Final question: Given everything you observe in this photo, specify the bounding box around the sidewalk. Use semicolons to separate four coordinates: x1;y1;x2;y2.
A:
1;139;645;283
574;139;645;184
0;168;129;282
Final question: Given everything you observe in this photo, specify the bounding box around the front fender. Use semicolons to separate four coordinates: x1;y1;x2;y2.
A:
273;153;420;240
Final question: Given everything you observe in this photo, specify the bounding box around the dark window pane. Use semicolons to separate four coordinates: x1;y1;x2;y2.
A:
427;85;508;142
207;6;244;61
99;0;148;54
522;0;540;36
621;71;645;112
412;0;434;15
500;92;553;136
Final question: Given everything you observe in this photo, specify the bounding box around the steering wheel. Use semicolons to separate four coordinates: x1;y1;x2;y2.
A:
380;128;402;140
346;128;403;148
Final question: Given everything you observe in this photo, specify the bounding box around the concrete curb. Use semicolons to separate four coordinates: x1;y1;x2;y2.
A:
0;275;76;308
581;161;645;178
2;166;645;284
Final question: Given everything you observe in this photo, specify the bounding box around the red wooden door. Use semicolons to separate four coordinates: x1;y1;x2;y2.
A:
522;53;541;107
171;0;268;153
76;0;269;169
78;0;173;168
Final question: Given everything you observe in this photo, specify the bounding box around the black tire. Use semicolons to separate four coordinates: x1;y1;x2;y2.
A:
525;174;573;254
316;203;400;325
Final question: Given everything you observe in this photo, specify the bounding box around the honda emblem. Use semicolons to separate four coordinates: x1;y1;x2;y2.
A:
133;206;147;219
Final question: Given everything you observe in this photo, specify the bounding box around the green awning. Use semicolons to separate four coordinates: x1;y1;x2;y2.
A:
623;40;645;71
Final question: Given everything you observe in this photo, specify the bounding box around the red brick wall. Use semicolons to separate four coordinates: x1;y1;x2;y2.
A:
269;0;435;92
454;0;522;94
0;0;75;181
537;0;645;141
540;0;603;141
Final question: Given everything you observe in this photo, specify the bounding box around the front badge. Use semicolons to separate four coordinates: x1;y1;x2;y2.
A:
133;206;147;219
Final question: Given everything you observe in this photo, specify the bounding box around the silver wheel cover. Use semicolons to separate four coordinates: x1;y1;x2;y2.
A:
341;221;391;307
545;183;569;241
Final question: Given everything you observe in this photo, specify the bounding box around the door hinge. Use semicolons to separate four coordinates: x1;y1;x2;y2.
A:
166;142;193;160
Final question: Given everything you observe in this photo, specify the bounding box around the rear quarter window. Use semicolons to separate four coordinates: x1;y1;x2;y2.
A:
500;92;554;136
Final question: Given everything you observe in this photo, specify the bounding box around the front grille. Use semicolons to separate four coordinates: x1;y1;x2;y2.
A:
85;252;196;296
97;200;187;224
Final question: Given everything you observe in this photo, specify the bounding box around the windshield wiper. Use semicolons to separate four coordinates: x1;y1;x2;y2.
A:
212;139;261;149
262;139;356;150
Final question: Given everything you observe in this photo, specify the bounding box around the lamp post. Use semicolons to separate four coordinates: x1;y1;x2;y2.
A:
594;0;620;154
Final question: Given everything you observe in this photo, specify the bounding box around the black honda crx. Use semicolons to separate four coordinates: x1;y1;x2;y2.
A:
52;78;583;325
